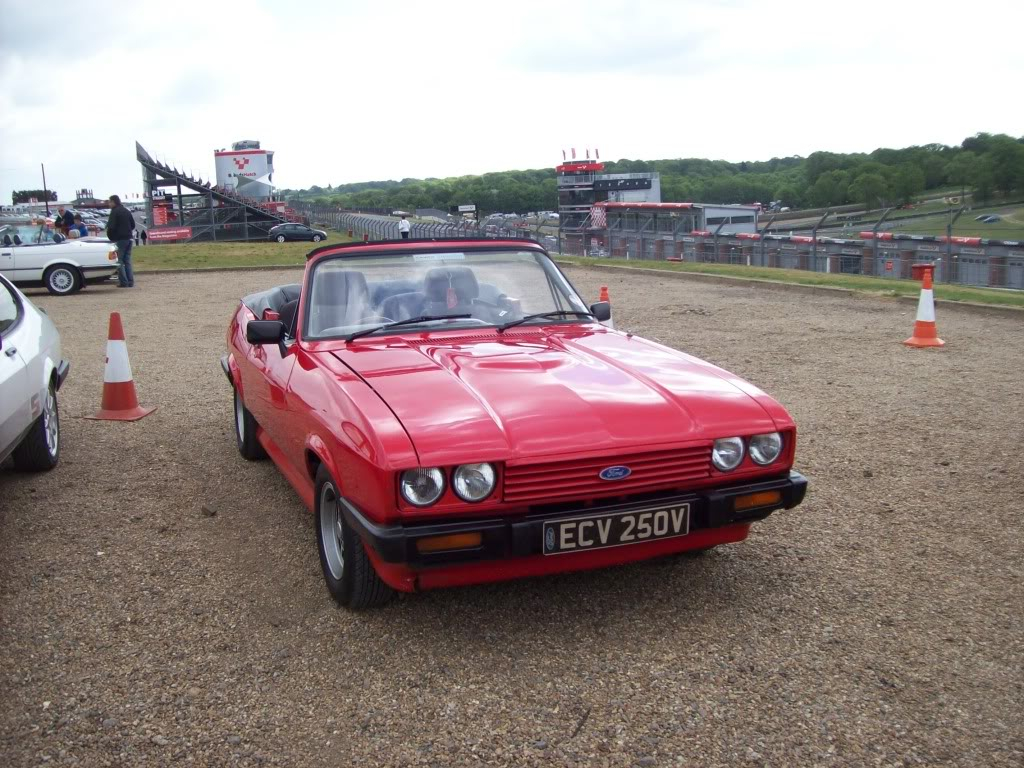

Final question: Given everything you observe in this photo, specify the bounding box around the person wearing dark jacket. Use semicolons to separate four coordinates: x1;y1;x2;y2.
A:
106;195;136;288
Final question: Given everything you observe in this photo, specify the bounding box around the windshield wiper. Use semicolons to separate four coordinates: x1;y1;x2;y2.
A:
497;310;595;332
346;314;472;342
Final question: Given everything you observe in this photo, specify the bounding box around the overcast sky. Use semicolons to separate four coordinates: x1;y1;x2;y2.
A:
1;0;1021;203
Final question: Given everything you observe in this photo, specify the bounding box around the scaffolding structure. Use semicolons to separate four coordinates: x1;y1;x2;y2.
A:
136;142;298;243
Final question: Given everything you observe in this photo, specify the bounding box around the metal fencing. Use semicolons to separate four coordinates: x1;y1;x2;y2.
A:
563;230;1024;290
291;202;549;246
288;202;1024;290
627;234;1024;290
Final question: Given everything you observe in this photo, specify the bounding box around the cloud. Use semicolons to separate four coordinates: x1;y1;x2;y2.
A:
1;0;1023;204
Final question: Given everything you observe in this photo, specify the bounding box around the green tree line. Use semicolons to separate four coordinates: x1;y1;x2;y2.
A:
11;189;58;204
283;133;1024;214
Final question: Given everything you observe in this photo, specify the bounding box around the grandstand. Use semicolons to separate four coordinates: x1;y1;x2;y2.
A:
136;142;301;243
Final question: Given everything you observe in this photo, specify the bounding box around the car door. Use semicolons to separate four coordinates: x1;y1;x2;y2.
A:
0;278;31;460
11;230;49;282
0;240;13;280
242;331;297;456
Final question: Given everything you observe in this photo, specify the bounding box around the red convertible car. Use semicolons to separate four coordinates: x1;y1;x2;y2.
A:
222;238;806;609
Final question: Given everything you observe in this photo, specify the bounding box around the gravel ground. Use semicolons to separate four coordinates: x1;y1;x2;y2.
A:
1;266;1021;767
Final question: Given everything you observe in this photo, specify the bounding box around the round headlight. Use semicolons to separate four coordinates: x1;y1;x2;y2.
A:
749;432;783;465
452;463;496;502
400;468;445;506
712;437;744;471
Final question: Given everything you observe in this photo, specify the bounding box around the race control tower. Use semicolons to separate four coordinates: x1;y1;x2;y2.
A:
214;140;275;199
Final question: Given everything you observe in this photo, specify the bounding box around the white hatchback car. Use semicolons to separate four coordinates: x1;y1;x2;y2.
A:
0;274;69;471
1;223;120;295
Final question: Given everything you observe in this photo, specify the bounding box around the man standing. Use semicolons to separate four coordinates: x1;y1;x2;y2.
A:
106;195;136;288
398;215;411;239
55;206;73;236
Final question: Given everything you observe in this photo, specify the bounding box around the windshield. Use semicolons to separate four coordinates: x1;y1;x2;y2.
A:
304;248;591;340
0;223;61;245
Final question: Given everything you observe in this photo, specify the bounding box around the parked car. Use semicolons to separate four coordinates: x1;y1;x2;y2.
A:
221;239;807;609
268;223;327;243
0;224;120;295
0;274;69;471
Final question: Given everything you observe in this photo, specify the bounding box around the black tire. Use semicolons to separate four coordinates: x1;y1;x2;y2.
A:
276;234;286;243
233;387;267;460
43;264;81;296
312;234;322;242
314;465;394;610
13;381;60;472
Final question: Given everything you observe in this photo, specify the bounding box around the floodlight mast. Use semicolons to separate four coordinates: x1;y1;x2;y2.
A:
946;205;966;280
41;163;50;216
871;206;894;266
758;214;777;264
811;210;831;265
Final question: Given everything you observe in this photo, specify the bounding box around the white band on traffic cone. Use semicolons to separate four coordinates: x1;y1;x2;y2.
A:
916;289;936;322
104;339;134;383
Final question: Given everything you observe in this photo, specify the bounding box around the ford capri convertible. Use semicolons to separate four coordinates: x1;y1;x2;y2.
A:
222;238;806;609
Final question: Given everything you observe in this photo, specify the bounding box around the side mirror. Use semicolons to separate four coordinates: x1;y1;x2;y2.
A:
589;301;611;322
246;320;285;345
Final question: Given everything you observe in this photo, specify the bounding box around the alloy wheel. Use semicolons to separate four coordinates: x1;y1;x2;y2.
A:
319;482;345;580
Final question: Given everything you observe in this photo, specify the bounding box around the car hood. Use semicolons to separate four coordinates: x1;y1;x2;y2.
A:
328;328;786;465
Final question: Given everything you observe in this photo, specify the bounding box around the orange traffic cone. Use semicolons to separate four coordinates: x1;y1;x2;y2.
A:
87;312;157;421
598;285;614;329
904;266;945;348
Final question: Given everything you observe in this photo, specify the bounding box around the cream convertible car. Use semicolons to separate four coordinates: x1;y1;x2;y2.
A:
0;224;120;295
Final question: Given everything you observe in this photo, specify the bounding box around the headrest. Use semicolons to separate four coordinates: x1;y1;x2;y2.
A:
313;269;369;306
424;267;479;303
1;235;11;246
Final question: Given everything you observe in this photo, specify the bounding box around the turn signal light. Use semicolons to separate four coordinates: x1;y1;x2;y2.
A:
415;532;483;554
733;490;782;512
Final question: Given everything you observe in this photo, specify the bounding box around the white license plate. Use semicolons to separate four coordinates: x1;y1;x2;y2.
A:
542;503;690;555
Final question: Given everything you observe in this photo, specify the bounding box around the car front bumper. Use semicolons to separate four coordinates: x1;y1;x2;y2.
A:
343;470;808;570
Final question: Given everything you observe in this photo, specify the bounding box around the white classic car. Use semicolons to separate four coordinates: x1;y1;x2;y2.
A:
0;223;120;295
0;274;68;471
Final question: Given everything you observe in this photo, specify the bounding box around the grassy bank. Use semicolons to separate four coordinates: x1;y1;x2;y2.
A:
559;256;1024;309
133;233;352;271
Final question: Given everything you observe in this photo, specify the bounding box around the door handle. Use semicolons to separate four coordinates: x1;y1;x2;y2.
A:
4;346;17;357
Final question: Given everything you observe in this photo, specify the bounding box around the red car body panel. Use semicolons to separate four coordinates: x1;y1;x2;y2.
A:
327;329;782;466
225;240;805;594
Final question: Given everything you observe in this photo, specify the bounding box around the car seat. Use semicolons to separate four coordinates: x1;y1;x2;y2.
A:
12;235;22;245
423;266;479;315
309;269;372;333
379;291;426;321
278;298;299;338
2;234;11;246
